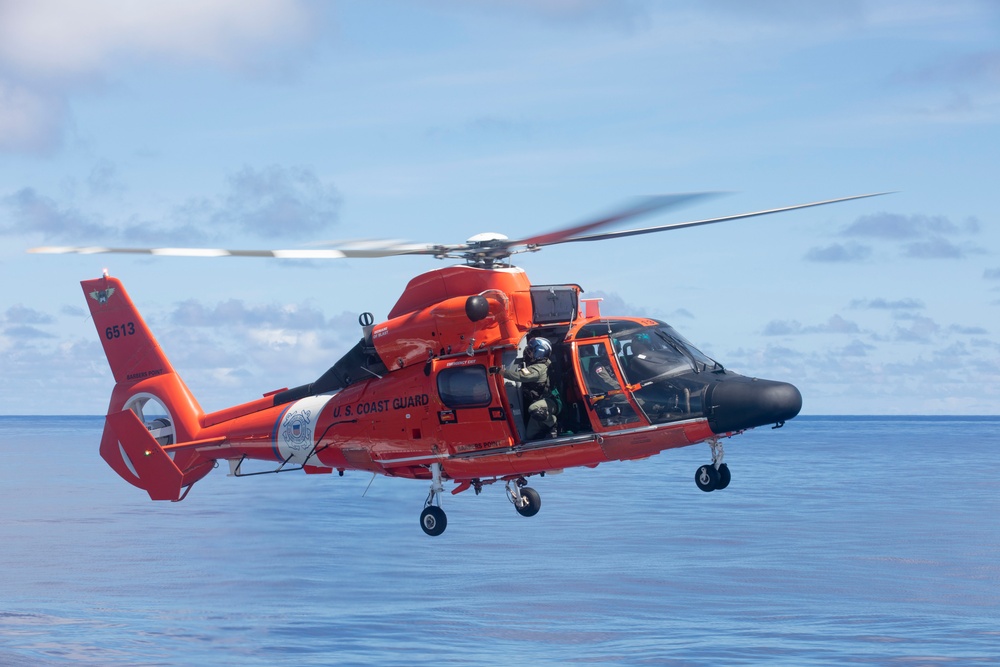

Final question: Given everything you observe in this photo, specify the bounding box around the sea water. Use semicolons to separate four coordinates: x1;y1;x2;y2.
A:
1;416;998;666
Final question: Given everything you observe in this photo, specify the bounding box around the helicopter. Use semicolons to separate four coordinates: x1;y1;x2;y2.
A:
32;191;887;535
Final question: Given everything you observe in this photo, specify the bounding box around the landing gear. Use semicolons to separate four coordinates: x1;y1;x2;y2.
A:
716;463;731;490
515;487;541;517
506;477;541;517
420;462;448;536
695;438;731;493
418;467;545;534
695;464;719;492
420;505;447;536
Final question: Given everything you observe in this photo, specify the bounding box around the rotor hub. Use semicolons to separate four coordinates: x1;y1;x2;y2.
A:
465;232;509;247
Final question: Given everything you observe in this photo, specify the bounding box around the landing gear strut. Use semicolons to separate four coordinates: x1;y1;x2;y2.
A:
506;477;541;517
420;462;447;536
695;438;731;493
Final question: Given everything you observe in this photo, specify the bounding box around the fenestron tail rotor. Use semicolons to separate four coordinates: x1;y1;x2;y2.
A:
28;191;892;266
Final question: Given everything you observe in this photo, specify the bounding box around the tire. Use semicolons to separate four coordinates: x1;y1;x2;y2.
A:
516;487;541;517
716;463;731;490
420;506;447;536
695;464;719;492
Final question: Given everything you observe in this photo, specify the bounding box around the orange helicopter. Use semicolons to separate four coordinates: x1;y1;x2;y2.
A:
33;192;885;535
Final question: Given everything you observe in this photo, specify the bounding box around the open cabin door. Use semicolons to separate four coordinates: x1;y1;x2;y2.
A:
499;345;527;442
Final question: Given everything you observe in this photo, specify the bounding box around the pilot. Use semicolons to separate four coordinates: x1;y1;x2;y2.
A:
587;354;633;425
589;360;620;393
504;337;559;439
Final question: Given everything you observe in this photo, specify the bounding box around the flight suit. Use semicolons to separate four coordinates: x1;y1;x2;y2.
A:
504;357;558;439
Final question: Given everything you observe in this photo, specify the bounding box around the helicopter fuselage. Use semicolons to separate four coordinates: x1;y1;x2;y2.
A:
86;263;801;533
54;191;886;535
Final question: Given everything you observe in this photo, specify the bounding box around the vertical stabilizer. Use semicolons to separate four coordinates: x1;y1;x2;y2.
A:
82;273;210;499
82;274;174;385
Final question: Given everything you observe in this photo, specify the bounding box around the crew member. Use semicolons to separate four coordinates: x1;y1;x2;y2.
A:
504;337;559;439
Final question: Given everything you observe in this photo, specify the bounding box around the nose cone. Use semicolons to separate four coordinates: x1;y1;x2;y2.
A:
707;375;802;434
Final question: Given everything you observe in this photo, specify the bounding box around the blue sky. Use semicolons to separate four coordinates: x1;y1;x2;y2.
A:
1;0;998;415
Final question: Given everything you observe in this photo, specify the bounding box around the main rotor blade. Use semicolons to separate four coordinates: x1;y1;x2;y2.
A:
28;242;448;259
27;193;717;262
28;192;892;263
550;192;894;245
510;192;720;249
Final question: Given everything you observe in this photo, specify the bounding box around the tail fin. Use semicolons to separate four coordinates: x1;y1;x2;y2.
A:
82;273;210;500
83;274;177;385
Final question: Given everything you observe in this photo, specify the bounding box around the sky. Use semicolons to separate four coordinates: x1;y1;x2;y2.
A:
1;0;998;415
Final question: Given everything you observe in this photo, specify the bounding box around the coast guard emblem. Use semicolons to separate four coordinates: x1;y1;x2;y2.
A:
281;409;313;452
89;287;116;304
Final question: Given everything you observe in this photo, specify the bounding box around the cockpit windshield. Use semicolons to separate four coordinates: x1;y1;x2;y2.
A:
613;322;721;385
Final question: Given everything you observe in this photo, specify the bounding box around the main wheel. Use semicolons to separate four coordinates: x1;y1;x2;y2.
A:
715;463;731;490
420;506;447;536
695;464;719;492
515;487;541;517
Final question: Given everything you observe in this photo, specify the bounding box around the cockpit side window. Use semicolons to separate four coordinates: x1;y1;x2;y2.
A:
576;341;640;428
578;343;620;394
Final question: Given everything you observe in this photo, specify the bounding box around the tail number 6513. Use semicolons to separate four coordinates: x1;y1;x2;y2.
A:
105;322;136;340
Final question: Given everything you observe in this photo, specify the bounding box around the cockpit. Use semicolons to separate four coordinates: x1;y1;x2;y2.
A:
608;322;723;425
571;319;723;428
564;318;800;437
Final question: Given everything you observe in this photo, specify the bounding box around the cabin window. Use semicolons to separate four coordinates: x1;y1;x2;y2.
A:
437;365;492;408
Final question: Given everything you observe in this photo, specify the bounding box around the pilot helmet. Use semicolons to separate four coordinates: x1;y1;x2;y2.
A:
527;337;552;361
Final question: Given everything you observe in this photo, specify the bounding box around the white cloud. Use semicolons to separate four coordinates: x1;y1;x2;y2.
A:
850;297;925;310
0;81;66;153
0;0;314;77
221;165;342;239
804;242;872;263
4;163;340;244
762;315;863;336
0;0;318;154
170;298;329;331
436;0;651;26
810;211;987;261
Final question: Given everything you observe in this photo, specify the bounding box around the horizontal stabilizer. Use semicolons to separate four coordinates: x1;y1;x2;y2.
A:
107;410;185;501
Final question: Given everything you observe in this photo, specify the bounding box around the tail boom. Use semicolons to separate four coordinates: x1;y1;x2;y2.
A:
85;273;339;500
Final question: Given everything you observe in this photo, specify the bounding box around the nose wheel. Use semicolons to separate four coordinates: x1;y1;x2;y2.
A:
695;439;731;492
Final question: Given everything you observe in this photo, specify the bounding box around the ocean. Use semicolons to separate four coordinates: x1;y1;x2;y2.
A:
1;415;998;666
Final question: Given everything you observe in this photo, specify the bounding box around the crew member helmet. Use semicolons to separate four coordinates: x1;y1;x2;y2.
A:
527;337;552;361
